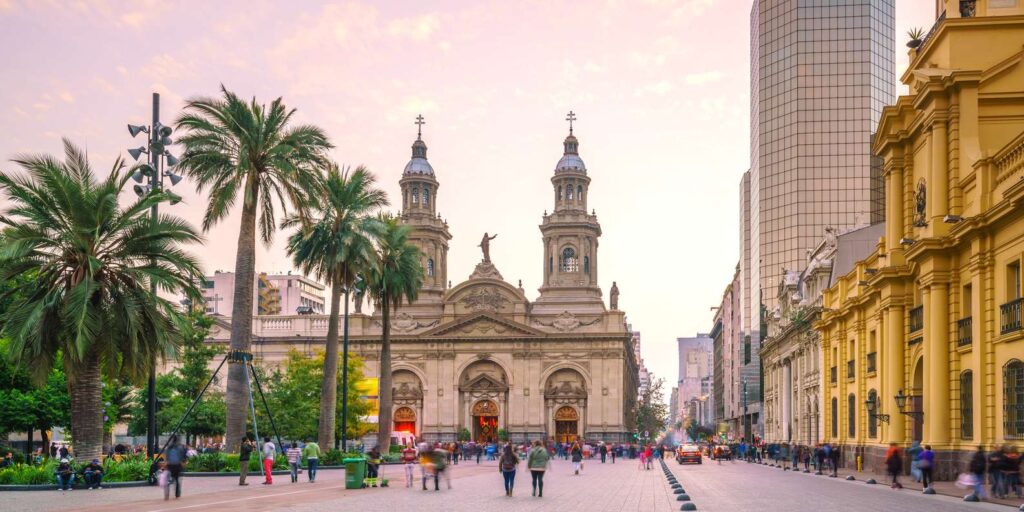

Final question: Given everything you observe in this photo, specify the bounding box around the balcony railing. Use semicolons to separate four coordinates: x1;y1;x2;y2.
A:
846;360;855;379
1001;298;1023;335
830;366;837;385
909;306;924;333
957;316;973;346
866;352;877;374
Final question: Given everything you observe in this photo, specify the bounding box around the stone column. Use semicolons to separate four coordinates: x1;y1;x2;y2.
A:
885;159;905;254
782;360;792;441
930;120;949;226
925;283;951;447
885;305;906;443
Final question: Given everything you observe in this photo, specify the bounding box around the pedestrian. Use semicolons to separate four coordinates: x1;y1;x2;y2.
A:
476;443;482;464
967;445;987;500
571;441;583;475
156;460;172;500
918;444;935;489
908;440;923;482
55;458;74;490
302;438;320;483
611;443;616;464
366;446;382;487
238;437;253;486
261;436;275;485
989;445;1007;498
499;443;519;497
402;443;417;488
829;445;840;477
527;440;550;497
83;458;103;489
599;442;607;463
1005;445;1021;498
644;445;653;470
166;435;188;498
286;442;302;483
884;442;903;489
434;446;451;490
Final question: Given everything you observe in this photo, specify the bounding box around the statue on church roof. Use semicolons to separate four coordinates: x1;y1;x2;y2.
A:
479;232;498;262
610;281;620;310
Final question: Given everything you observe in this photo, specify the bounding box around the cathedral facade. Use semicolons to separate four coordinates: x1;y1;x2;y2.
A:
206;117;639;443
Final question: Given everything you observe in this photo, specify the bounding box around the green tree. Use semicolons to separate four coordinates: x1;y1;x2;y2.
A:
175;87;331;449
0;346;69;456
364;216;423;452
636;377;669;442
256;349;370;442
102;377;136;447
284;164;386;449
0;140;202;460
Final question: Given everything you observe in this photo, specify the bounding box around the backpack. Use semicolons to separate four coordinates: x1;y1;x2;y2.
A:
501;455;516;471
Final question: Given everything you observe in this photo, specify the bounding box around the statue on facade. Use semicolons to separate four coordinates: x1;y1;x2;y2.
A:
353;288;363;314
610;281;620;310
478;232;498;262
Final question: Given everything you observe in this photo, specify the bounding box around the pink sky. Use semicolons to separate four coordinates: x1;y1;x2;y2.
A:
0;0;935;387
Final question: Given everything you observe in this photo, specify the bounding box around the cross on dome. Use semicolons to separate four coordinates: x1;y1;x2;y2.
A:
415;114;426;140
565;110;576;135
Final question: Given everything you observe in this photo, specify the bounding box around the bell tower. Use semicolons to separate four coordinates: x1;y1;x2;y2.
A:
399;115;451;305
535;112;604;313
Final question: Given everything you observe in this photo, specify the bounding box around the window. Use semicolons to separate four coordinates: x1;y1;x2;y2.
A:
566;184;574;200
867;390;878;438
427;258;435;278
848;394;856;438
549;256;553;274
557;186;562;201
831;397;838;438
561;247;578;272
583;256;590;274
412;186;419;205
961;370;973;440
1006;359;1024;439
423;185;430;207
1009;261;1021;300
577;184;583;201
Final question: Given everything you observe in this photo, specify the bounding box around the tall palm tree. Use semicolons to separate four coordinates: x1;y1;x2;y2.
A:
0;140;202;461
175;86;331;449
364;216;423;452
283;164;387;449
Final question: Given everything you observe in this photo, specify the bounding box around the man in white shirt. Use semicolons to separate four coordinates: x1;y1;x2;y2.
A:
262;437;276;485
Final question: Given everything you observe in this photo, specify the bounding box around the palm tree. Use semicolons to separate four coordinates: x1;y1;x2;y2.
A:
175;86;331;449
283;164;387;449
0;140;202;461
364;216;423;452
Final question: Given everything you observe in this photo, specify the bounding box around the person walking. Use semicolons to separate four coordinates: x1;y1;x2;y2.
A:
286;442;302;483
968;445;987;500
989;445;1007;498
908;440;923;483
302;439;320;483
571;441;583;475
401;443;417;488
918;444;935;490
829;445;840;477
366;446;382;487
1005;445;1021;498
165;435;188;498
884;442;903;489
527;440;550;497
611;443;616;464
238;437;253;486
261;436;276;485
499;443;519;497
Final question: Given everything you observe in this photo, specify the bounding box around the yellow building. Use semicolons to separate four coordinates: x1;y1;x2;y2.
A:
817;0;1024;480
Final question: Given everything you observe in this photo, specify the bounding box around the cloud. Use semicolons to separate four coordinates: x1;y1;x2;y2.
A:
387;13;441;41
684;70;722;85
634;80;673;97
141;54;193;81
59;91;74;103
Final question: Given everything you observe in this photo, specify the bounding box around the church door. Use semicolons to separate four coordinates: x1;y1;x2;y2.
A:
393;406;417;436
554;406;579;444
472;400;499;442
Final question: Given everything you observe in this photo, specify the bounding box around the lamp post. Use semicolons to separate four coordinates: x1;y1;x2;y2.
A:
128;92;183;459
893;389;924;419
340;274;363;451
865;394;890;425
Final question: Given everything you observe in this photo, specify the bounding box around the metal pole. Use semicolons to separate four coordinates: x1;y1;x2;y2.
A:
146;92;160;459
250;363;284;455
157;353;229;458
340;269;350;451
245;359;263;478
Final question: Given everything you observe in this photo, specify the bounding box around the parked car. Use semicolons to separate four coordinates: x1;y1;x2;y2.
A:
676;444;702;464
711;445;732;461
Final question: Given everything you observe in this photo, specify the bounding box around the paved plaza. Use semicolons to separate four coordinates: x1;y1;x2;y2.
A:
5;456;1021;512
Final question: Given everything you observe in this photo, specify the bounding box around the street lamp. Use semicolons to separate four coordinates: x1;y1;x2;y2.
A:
128;92;184;460
339;273;364;451
864;394;890;424
893;389;923;419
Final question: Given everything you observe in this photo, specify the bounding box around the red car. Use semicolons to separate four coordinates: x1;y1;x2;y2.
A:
676;444;702;464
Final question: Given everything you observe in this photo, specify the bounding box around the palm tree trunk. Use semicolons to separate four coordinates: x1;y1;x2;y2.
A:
377;298;393;453
69;347;103;461
225;187;259;453
318;280;343;448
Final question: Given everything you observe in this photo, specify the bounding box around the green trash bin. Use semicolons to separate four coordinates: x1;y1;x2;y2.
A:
343;457;366;489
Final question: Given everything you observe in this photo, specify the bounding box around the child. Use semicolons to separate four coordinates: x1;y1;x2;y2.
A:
157;461;171;501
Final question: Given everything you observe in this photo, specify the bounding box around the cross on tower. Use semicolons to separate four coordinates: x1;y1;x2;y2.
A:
415;114;426;139
565;110;576;135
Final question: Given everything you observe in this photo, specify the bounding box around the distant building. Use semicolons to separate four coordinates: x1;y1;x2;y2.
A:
633;330;650;397
198;271;326;316
677;333;713;426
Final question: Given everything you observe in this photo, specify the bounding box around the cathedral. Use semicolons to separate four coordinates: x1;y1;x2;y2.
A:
207;115;639;444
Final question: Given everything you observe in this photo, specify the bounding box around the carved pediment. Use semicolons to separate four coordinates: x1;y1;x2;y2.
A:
423;313;542;338
459;286;511;312
391;312;439;333
532;311;601;332
460;373;509;392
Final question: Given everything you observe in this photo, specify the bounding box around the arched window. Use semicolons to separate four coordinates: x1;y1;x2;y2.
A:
557;186;562;201
847;393;856;438
412;186;419;205
1005;359;1024;439
577;184;583;201
961;370;973;440
403;191;408;209
423;185;430;207
831;397;838;438
867;389;878;438
549;256;553;274
561;247;578;272
583;256;590;274
427;258;435;277
566;184;574;200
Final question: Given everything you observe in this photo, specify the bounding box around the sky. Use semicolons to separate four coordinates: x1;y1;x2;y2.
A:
0;0;935;390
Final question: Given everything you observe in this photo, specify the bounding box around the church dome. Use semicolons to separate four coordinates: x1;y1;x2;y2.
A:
555;133;586;173
403;137;434;175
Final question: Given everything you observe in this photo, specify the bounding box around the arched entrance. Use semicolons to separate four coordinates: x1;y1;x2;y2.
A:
912;358;924;442
393;406;417;436
472;400;499;442
554;406;579;443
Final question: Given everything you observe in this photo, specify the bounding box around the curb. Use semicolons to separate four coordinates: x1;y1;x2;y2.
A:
0;481;149;492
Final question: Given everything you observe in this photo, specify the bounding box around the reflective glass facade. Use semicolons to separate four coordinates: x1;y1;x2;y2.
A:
750;0;894;320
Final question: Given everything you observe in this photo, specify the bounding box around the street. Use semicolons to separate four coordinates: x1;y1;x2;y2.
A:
5;455;1018;512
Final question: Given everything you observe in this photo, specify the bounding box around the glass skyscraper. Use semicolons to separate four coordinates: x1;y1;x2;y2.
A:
748;0;894;326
